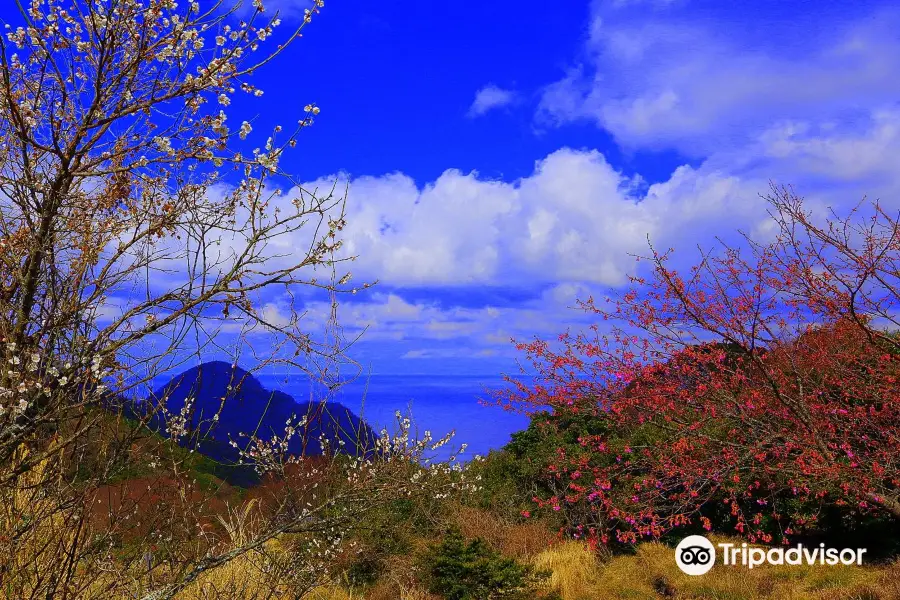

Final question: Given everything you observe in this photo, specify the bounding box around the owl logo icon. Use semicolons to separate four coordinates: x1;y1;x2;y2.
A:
675;535;716;575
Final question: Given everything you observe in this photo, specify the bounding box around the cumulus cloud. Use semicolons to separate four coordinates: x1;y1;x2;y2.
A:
538;3;900;157
286;103;900;359
467;84;517;118
300;148;772;290
133;110;900;365
149;2;900;371
752;109;900;184
282;286;593;355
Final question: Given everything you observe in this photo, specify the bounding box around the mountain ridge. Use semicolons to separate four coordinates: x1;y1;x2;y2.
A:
131;360;376;486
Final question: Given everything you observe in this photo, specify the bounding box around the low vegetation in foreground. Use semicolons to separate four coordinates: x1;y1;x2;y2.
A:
124;503;900;600
2;0;899;598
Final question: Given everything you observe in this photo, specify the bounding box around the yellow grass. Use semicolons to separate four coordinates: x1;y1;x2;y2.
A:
534;541;605;600
139;534;900;599
532;536;900;600
1;448;96;598
451;504;557;559
307;586;356;600
308;581;438;600
175;545;288;600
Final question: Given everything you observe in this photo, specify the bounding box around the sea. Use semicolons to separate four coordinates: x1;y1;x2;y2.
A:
256;373;532;463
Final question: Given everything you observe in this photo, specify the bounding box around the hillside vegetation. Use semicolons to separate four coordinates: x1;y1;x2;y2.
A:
1;0;899;598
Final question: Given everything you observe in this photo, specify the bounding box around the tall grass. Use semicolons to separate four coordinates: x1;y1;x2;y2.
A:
450;504;556;559
532;536;900;600
533;542;604;600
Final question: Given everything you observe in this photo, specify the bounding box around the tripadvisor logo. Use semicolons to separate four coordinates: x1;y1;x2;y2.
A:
675;535;867;576
675;535;716;575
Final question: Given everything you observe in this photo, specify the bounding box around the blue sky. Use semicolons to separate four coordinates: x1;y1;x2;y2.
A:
268;0;900;373
8;0;900;378
213;0;900;377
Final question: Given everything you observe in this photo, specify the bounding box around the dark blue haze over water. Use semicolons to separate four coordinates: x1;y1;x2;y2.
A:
256;373;532;462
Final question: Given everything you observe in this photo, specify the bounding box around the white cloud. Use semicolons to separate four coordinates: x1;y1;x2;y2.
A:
538;5;900;157
197;2;900;372
126;116;900;360
753;109;900;184
301;147;773;290
467;84;517;118
260;302;294;329
289;106;900;339
284;288;587;350
695;108;900;216
608;0;679;7
402;348;499;359
131;1;900;366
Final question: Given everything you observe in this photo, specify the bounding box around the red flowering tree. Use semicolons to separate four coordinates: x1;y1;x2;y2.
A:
499;185;900;546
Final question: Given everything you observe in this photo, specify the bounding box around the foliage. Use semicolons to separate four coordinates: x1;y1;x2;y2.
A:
0;1;477;598
591;535;900;600
449;504;557;561
497;185;900;547
421;529;550;600
344;553;384;588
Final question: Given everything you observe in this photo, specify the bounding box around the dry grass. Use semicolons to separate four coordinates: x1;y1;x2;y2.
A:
532;536;900;600
362;580;441;600
450;504;557;559
306;586;356;600
16;478;897;600
166;534;900;600
309;580;440;600
175;547;287;600
534;541;605;600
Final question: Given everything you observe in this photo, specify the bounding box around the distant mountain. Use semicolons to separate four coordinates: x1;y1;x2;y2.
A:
132;361;376;485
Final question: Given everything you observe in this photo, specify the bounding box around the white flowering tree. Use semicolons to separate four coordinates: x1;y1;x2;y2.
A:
0;1;469;598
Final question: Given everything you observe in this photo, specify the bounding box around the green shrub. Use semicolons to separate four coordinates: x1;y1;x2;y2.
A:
422;529;549;600
468;409;617;528
344;553;383;588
